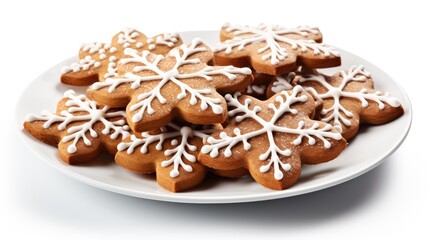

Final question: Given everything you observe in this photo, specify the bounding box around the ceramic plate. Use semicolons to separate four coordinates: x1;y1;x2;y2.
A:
15;31;412;203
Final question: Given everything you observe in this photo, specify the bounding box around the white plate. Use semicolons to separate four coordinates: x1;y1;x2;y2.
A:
15;30;412;204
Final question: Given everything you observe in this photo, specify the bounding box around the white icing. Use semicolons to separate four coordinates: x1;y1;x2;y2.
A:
271;72;295;93
117;28;139;48
201;86;342;180
146;33;179;51
117;123;213;178
26;90;130;153
62;42;116;75
299;65;402;132
214;23;339;65
104;56;119;79
62;31;180;78
246;84;266;95
104;62;117;78
81;42;103;54
61;56;101;74
92;38;252;123
110;47;117;53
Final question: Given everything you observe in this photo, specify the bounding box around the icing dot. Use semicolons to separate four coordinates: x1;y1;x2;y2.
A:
224;148;232;157
274;170;283;180
212;105;224;114
132;114;142;123
117;142;127;152
219;132;227;138
183;165;193;172
200;146;210;154
136;42;143;48
170;169;179;178
67;145;77;153
61;66;71;74
110;47;117;53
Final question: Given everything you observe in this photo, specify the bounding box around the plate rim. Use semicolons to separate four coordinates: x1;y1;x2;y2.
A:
14;30;413;204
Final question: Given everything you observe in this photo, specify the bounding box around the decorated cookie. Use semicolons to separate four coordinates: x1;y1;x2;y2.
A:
115;123;217;192
266;70;297;97
61;28;182;86
243;71;270;100
246;66;301;98
213;23;341;75
88;38;253;132
24;90;130;164
199;86;346;190
290;65;404;140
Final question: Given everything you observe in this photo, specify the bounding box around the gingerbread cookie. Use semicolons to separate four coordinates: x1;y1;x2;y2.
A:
266;71;299;97
247;67;306;100
243;70;270;100
213;23;341;75
116;123;217;192
61;28;182;86
291;65;404;140
199;86;346;190
88;38;253;132
24;90;130;164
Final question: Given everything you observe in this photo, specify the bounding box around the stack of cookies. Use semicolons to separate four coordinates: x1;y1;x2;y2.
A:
24;23;404;192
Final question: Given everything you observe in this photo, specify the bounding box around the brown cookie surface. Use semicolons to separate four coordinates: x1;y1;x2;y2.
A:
24;90;130;164
290;65;404;140
199;86;346;190
61;28;183;86
243;70;271;100
88;38;253;132
213;23;341;75
116;123;217;192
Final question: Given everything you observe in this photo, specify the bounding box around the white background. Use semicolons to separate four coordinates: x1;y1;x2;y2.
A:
1;0;427;239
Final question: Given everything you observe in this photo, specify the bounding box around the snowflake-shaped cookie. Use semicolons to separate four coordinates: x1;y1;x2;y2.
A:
199;86;346;190
293;65;404;140
243;67;302;100
61;28;182;86
245;83;267;99
213;23;341;75
243;71;271;100
88;38;253;132
116;123;216;192
24;90;130;164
